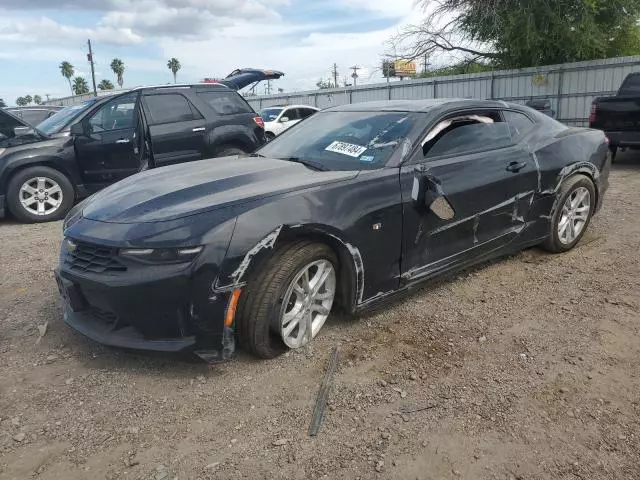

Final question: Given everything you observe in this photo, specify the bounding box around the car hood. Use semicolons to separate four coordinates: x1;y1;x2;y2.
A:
0;108;47;143
82;156;358;224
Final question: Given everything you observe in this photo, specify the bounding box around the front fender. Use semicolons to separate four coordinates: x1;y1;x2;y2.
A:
0;139;80;193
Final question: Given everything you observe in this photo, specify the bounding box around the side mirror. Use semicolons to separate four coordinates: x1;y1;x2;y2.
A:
412;166;455;220
280;116;289;123
14;126;34;137
70;122;85;136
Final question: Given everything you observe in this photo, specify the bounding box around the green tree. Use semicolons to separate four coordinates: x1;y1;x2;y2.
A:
0;98;6;108
316;78;333;89
15;97;27;106
98;79;115;90
59;61;75;95
390;0;640;69
72;77;90;95
33;95;43;105
167;58;181;83
23;95;32;105
110;58;125;88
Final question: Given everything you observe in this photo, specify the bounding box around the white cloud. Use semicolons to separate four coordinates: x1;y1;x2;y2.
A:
0;16;143;45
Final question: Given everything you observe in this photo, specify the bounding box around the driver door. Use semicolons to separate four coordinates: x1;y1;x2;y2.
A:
400;110;539;282
74;92;142;188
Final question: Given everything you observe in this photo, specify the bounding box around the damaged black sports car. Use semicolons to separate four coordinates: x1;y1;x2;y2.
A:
55;99;610;362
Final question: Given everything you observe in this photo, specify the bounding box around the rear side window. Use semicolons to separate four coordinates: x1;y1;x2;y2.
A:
619;74;640;95
144;94;201;124
503;111;535;141
197;91;253;115
425;122;512;158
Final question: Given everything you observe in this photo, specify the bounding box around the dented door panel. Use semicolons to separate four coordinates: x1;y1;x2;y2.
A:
400;144;539;281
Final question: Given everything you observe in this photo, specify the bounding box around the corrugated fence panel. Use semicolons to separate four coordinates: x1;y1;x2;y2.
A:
44;56;640;125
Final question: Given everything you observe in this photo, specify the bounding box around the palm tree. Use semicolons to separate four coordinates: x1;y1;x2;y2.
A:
33;95;42;105
167;58;181;83
98;79;115;90
110;58;125;88
24;95;33;105
60;61;74;95
72;77;90;95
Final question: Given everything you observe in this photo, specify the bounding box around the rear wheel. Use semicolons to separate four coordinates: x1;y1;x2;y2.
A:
7;166;75;223
236;241;338;359
542;175;595;253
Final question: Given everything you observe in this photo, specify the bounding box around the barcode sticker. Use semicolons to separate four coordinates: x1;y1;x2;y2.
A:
325;141;368;157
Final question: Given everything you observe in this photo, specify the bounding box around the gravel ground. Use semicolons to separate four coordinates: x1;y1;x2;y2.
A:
1;156;639;480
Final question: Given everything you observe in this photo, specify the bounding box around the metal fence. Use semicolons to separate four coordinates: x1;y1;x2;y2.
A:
245;56;640;126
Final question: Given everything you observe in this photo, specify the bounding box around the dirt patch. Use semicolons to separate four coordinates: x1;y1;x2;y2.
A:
1;157;639;480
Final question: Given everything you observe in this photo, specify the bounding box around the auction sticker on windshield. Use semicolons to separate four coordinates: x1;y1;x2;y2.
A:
325;141;368;157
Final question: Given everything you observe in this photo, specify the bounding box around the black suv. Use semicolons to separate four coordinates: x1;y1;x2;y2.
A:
0;82;269;223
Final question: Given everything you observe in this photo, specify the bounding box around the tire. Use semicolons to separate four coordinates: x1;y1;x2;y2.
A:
265;132;275;142
236;241;338;359
215;146;247;157
7;166;75;223
541;174;595;253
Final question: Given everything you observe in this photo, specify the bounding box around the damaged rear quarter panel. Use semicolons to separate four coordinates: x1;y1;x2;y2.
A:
528;127;608;226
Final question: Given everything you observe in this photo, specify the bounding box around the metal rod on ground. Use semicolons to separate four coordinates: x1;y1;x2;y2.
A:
308;346;340;437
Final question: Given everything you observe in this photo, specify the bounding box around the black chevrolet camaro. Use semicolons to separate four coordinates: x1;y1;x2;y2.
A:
56;99;610;363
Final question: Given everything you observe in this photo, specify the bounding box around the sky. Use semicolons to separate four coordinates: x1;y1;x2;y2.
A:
0;0;427;105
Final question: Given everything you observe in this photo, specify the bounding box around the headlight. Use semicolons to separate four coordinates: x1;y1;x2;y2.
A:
119;246;203;264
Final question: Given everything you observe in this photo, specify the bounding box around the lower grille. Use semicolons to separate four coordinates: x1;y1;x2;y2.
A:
65;241;127;274
85;306;119;327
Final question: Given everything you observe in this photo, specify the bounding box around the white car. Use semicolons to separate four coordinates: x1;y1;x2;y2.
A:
259;105;319;140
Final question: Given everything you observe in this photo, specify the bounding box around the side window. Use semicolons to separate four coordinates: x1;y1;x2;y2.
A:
144;94;201;125
300;108;316;119
503;110;535;141
89;94;138;132
424;121;513;158
283;108;300;121
197;91;253;115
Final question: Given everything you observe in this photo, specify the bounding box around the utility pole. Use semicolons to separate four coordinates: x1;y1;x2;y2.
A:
266;79;272;95
422;54;430;74
87;39;97;96
350;65;361;88
332;63;339;88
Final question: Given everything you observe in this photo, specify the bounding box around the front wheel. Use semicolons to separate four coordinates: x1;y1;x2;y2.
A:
7;166;75;223
215;146;247;157
265;132;275;142
541;174;595;253
236;241;338;359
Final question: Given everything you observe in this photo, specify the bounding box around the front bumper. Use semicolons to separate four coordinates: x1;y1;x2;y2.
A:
55;258;235;363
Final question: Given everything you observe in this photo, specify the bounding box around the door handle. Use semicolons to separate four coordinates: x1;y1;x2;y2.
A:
506;161;527;173
115;138;131;144
192;127;206;132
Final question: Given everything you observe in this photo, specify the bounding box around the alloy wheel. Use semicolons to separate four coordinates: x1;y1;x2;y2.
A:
558;186;591;245
279;259;336;349
19;177;64;217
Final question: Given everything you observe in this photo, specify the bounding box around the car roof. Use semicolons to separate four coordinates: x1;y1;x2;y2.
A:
6;106;63;111
324;99;518;112
262;105;318;110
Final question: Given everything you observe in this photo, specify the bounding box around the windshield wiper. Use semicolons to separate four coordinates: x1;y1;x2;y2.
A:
249;153;266;157
277;157;328;171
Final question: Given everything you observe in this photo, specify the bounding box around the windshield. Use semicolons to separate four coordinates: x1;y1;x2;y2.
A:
260;107;283;122
257;110;421;170
37;101;95;135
